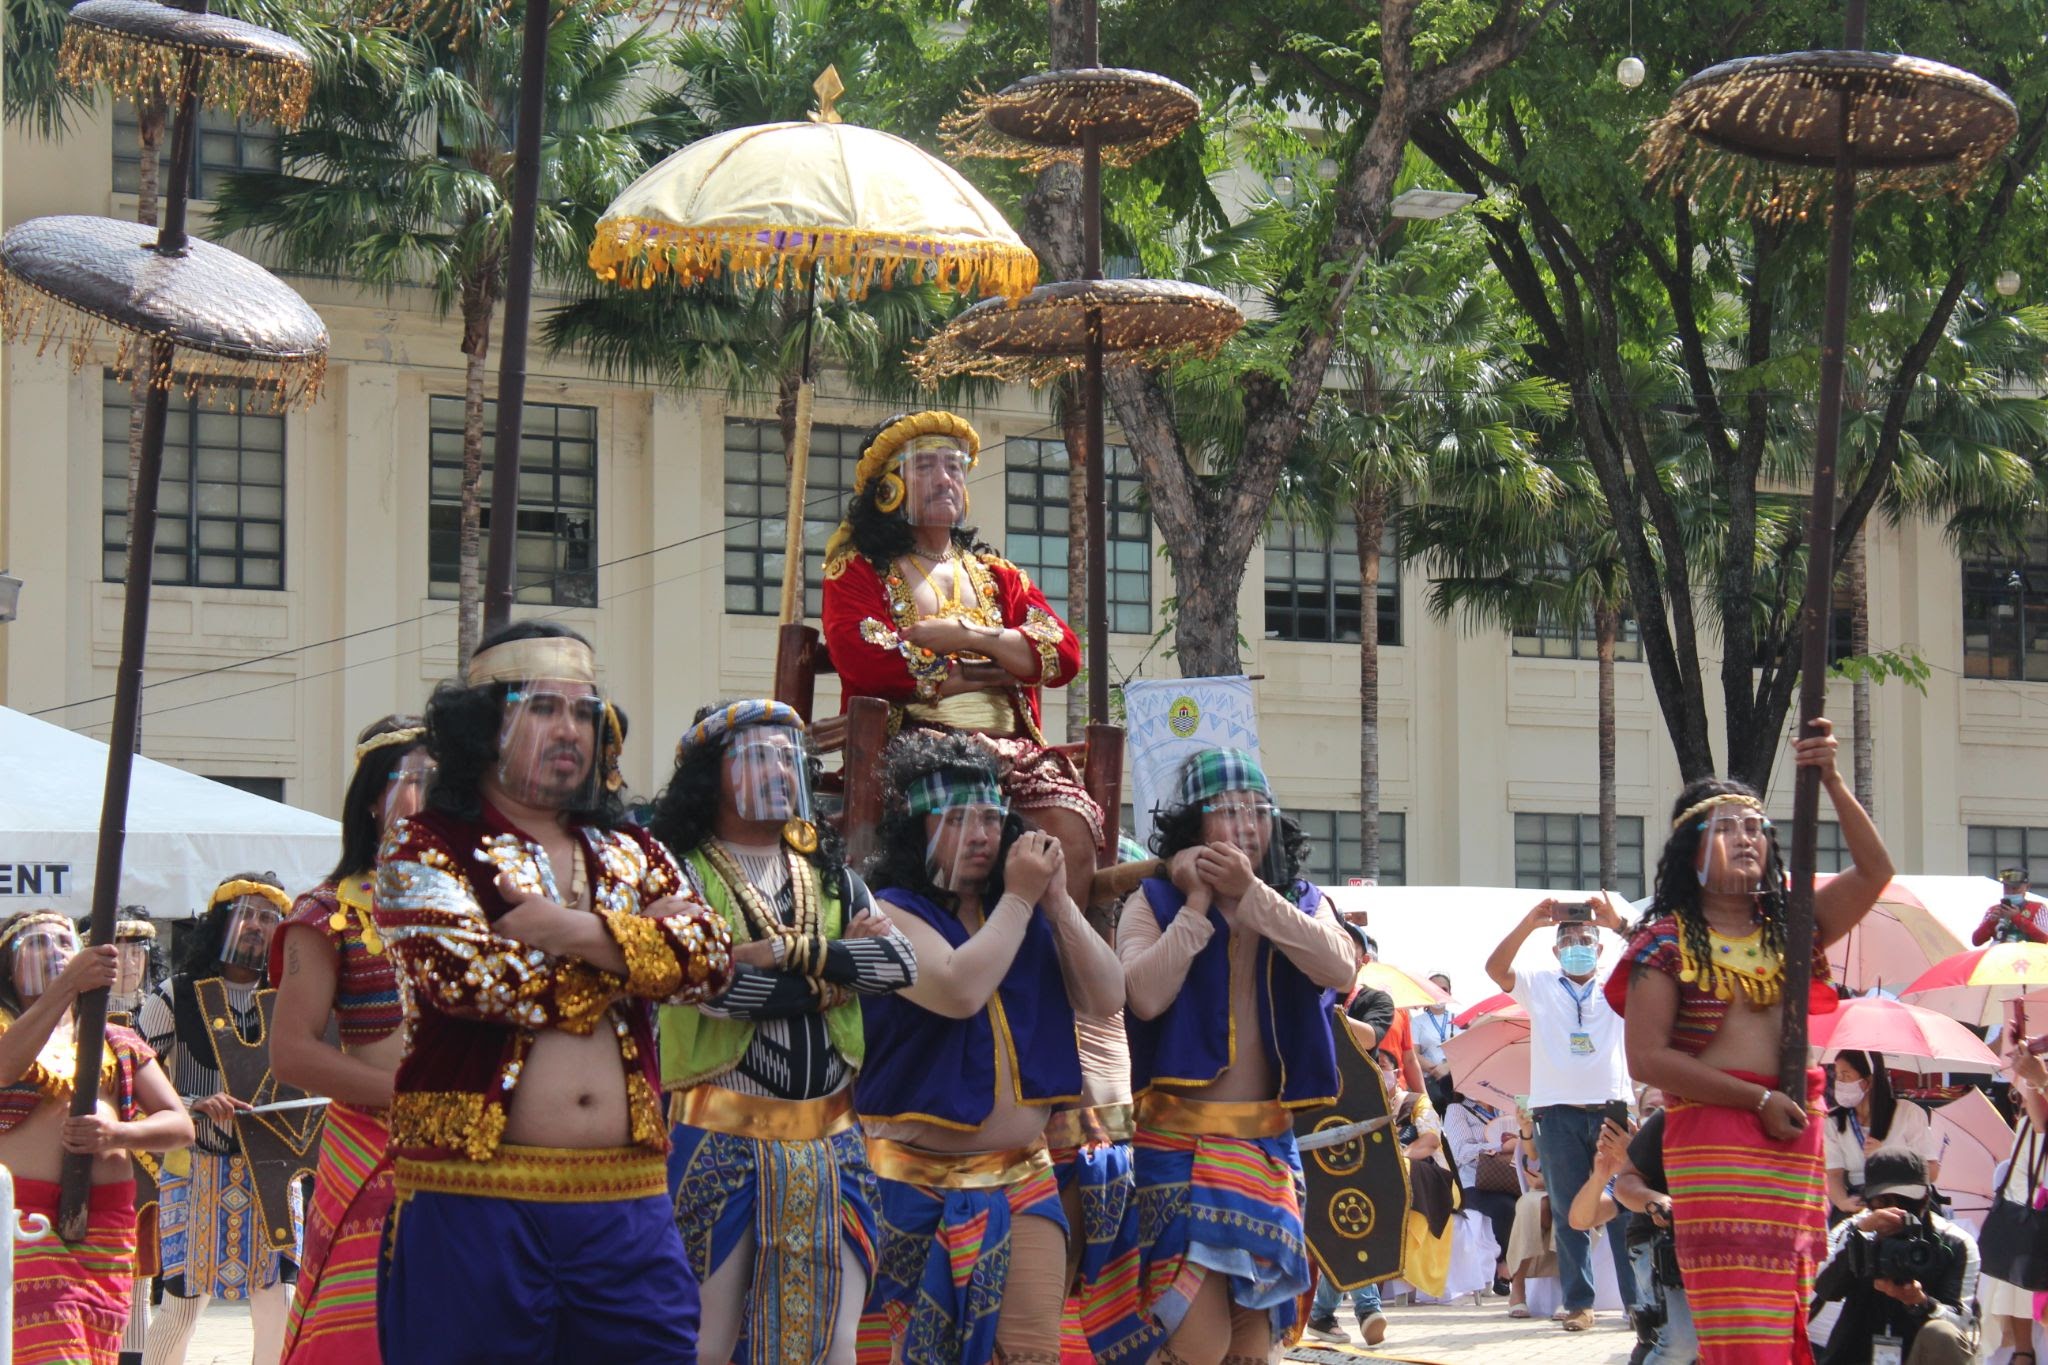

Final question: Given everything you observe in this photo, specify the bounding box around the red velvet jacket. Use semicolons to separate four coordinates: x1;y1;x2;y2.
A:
820;549;1080;730
373;804;732;1162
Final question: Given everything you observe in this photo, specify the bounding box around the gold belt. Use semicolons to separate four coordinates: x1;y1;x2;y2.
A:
393;1143;667;1204
1044;1102;1136;1150
669;1086;856;1143
1136;1092;1291;1139
865;1137;1052;1190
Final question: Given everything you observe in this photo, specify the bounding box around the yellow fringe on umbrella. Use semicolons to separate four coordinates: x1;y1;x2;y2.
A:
587;218;1040;303
0;271;327;413
58;23;313;130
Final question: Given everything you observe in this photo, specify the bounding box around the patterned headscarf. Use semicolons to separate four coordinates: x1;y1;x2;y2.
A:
905;770;1005;818
675;698;806;765
1177;748;1273;807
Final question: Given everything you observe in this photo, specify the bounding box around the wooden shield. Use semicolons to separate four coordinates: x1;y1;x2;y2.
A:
196;978;323;1253
1292;1009;1411;1291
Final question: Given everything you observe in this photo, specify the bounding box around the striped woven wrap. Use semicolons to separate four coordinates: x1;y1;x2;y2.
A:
13;1179;136;1365
1665;1069;1828;1364
280;1101;393;1363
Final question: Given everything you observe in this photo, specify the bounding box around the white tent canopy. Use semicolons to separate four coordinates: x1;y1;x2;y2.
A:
0;705;339;919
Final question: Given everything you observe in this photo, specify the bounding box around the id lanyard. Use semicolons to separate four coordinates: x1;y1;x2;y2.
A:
1559;974;1598;1056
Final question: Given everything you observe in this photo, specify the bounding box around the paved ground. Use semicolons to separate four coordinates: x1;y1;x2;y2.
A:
184;1293;1639;1364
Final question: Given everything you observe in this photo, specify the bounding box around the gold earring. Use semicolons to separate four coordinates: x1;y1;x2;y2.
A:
875;473;905;514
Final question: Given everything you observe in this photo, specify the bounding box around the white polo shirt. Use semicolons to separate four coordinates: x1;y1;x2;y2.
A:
1512;965;1632;1107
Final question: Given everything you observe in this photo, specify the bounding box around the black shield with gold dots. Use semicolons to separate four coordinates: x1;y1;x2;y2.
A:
1293;1007;1411;1291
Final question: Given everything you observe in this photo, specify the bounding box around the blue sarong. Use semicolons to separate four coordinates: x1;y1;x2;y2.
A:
1132;1125;1312;1340
378;1180;699;1364
668;1121;878;1365
1053;1140;1157;1363
156;1148;298;1300
871;1164;1067;1365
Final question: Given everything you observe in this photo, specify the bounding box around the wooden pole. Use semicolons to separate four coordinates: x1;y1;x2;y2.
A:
1079;0;1110;727
777;265;823;627
1780;0;1866;1099
58;39;202;1241
481;0;554;632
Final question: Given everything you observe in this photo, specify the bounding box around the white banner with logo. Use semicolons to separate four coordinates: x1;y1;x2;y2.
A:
1123;675;1261;853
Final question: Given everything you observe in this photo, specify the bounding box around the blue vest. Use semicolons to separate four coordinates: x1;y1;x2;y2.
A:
854;887;1082;1128
1126;877;1341;1109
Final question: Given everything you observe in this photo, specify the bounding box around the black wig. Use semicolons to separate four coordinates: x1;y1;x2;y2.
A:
423;620;624;826
331;713;427;881
866;731;1027;912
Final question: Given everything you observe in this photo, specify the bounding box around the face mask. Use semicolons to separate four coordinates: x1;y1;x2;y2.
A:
1834;1080;1866;1108
1558;944;1599;977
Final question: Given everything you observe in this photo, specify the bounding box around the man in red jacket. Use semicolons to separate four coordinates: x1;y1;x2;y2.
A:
1973;868;2046;944
820;409;1098;908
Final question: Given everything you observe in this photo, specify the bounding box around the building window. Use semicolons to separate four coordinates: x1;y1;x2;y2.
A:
204;776;285;803
102;375;285;588
1003;437;1151;633
1969;825;2048;879
1513;610;1643;661
723;419;865;617
1514;812;1646;900
428;397;596;607
1264;513;1400;645
113;101;278;202
1815;820;1850;875
1963;520;2048;681
1295;810;1406;887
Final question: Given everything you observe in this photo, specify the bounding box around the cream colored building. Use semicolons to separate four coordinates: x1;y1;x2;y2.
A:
4;102;2046;909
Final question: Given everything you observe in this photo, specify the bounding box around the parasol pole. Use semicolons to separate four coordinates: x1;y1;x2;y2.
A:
481;0;554;633
777;261;822;626
1078;0;1111;727
59;47;204;1245
1780;0;1866;1101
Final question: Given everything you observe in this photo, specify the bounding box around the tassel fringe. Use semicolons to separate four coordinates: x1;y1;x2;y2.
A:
586;218;1039;303
59;24;313;130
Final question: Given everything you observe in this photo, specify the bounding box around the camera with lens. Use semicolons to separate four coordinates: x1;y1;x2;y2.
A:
1843;1212;1954;1284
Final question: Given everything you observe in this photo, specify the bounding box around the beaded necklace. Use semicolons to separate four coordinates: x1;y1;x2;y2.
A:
1678;920;1784;1005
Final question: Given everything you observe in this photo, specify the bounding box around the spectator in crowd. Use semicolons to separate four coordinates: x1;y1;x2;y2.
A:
1973;868;2045;946
1445;1091;1519;1296
1503;1104;1554;1319
1386;1051;1458;1310
1811;1150;1978;1365
1981;1044;2048;1365
1824;1050;1941;1221
1486;896;1638;1332
1609;1107;1698;1365
1416;976;1460;1111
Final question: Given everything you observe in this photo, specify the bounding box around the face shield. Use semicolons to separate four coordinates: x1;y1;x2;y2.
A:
219;891;285;972
113;921;157;998
725;725;814;826
11;920;79;1002
899;439;973;529
497;679;608;811
1696;803;1773;896
1198;788;1287;889
381;747;436;830
908;767;1009;894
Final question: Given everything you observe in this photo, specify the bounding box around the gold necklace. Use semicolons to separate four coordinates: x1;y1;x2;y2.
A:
903;547;965;614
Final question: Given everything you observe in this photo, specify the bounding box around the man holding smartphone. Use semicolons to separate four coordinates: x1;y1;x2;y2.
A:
1486;896;1638;1332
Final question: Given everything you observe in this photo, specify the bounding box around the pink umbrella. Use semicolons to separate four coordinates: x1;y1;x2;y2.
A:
1899;942;2048;1028
1808;996;2002;1074
1824;878;1968;994
1452;992;1525;1028
1929;1087;2015;1231
1441;1017;1530;1106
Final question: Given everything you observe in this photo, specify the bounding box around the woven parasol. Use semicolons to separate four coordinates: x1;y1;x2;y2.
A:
943;67;1199;173
9;0;329;1245
912;278;1242;387
1643;49;2016;222
59;0;313;128
589;67;1039;627
1644;2;2014;1105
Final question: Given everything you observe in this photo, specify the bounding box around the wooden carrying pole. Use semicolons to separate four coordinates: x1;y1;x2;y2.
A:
1078;0;1111;727
59;51;204;1245
1779;0;1867;1100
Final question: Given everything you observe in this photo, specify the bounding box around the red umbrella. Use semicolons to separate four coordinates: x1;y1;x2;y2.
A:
1453;992;1525;1028
1824;877;1967;994
1808;996;2002;1074
1929;1087;2015;1231
1899;942;2048;1028
1441;1018;1531;1105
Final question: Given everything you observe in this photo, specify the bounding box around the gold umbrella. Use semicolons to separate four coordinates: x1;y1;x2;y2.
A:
588;68;1039;625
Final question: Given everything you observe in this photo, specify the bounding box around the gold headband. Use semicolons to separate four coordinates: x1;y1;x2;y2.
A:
1672;792;1765;832
355;726;425;764
0;913;75;954
114;920;157;941
209;879;292;914
465;637;598;688
825;411;983;570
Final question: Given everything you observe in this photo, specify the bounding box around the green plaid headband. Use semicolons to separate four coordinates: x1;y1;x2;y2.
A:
1178;748;1272;807
905;770;1005;817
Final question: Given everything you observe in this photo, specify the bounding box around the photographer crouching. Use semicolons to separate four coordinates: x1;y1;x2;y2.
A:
1810;1150;1978;1365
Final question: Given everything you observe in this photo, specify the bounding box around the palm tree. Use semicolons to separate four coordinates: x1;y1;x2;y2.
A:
211;9;671;664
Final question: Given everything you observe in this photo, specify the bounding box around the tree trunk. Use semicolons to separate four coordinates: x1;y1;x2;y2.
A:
457;290;494;669
1595;602;1620;892
1356;485;1388;882
1059;375;1090;743
1847;525;1874;817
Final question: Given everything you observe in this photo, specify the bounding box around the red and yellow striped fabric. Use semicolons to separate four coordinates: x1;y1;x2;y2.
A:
13;1179;136;1365
281;1101;394;1364
1665;1069;1828;1365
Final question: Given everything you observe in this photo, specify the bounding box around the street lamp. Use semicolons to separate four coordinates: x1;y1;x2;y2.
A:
1389;188;1478;221
0;572;20;624
1617;56;1647;88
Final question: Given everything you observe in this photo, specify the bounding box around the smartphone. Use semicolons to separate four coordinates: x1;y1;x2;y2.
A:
1600;1100;1631;1131
1556;901;1595;924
